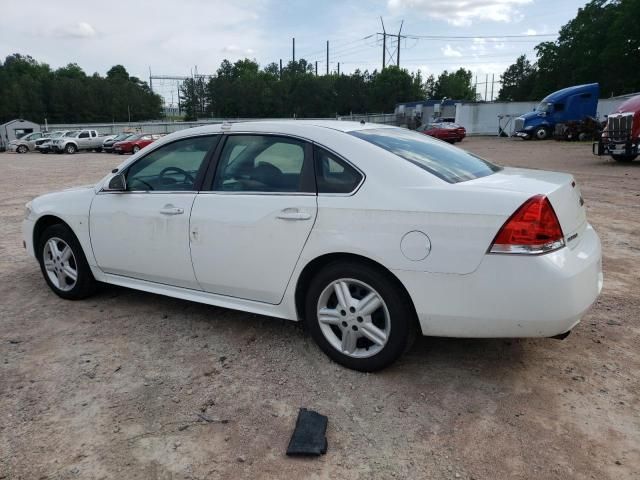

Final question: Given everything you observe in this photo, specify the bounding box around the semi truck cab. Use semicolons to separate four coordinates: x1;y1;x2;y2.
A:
515;83;600;140
593;94;640;162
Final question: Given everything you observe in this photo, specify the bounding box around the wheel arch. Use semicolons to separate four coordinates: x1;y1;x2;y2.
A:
294;252;421;332
32;215;75;257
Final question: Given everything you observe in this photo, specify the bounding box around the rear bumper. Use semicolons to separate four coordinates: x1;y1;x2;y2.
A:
394;223;603;338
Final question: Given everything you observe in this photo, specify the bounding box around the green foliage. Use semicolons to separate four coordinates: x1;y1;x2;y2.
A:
499;0;640;100
497;55;538;101
432;69;475;100
181;59;426;119
0;54;163;123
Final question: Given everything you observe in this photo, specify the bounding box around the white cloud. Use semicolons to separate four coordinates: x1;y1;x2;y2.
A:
387;0;533;26
55;21;96;38
222;45;256;55
442;44;462;57
524;28;537;35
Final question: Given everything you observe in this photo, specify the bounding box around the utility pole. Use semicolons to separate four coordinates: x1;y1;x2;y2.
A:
474;75;477;100
484;74;488;102
279;59;282;78
397;20;403;67
337;62;340;75
380;17;386;70
379;18;405;69
149;67;153;93
315;61;318;76
490;74;495;102
292;37;295;62
326;41;329;75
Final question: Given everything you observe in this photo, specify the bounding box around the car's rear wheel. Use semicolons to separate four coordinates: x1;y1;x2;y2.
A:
305;261;416;371
17;145;28;154
132;145;140;154
37;224;97;300
65;144;77;154
612;154;637;162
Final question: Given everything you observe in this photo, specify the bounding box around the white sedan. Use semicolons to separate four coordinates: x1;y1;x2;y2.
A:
22;121;603;371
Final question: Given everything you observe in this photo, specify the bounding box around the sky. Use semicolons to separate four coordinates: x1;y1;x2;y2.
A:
1;0;588;103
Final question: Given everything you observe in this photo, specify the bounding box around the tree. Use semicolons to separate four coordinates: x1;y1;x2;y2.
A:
433;69;475;100
498;0;640;100
497;55;537;101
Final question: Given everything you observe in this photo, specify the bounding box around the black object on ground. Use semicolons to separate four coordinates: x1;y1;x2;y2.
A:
286;408;328;456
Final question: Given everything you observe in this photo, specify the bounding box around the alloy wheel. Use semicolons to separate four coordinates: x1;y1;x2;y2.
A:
43;237;78;292
316;278;390;359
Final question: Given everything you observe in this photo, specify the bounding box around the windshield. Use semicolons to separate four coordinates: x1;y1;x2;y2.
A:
350;128;501;184
64;131;79;137
536;102;552;113
125;134;142;141
114;133;132;141
50;132;64;138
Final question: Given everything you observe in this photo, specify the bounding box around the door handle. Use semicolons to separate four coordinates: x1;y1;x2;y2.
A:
277;209;311;221
160;205;184;215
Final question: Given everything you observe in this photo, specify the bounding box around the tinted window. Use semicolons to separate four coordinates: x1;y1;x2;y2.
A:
79;131;90;138
351;128;501;184
315;147;362;194
213;135;308;192
126;135;218;191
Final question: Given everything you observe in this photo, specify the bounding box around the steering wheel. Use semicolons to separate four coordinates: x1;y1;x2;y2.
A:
158;166;195;184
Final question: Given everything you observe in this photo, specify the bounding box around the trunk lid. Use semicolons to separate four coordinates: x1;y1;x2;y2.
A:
465;167;586;242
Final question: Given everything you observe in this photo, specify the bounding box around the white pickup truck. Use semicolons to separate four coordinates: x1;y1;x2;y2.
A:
50;130;113;154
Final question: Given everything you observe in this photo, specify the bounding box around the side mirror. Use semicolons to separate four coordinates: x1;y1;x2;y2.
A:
105;173;127;191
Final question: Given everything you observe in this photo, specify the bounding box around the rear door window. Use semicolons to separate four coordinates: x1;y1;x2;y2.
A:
351;128;501;184
315;147;363;194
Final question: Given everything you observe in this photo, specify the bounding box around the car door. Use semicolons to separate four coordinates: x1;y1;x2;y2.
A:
77;130;90;149
189;134;317;304
90;135;220;289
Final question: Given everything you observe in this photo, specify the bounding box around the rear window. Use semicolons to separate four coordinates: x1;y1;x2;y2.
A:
350;128;501;184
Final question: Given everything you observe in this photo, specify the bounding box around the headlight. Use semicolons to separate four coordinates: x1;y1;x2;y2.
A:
24;201;33;219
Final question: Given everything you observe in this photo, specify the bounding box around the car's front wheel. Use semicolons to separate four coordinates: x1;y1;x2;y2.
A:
65;144;77;154
17;145;28;154
305;261;416;372
37;224;97;300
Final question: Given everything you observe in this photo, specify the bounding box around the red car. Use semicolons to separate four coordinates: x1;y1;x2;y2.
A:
113;133;162;154
418;122;466;143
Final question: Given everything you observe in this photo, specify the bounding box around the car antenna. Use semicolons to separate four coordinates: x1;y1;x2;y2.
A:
111;168;119;173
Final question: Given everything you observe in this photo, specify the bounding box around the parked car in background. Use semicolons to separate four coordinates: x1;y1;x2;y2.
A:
8;131;48;153
50;129;110;154
22;121;602;371
113;133;163;154
593;94;640;162
418;122;466;143
103;133;135;153
36;131;70;154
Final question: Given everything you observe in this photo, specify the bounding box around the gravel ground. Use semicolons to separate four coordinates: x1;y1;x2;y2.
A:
1;138;638;480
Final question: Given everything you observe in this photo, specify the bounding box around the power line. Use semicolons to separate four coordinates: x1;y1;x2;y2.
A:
404;33;557;39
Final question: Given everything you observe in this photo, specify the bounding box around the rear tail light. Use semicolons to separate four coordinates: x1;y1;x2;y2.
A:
489;195;564;254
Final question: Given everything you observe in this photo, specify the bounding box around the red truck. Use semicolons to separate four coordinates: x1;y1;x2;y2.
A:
593;95;640;162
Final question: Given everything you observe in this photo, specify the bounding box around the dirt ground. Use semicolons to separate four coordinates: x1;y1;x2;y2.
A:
1;137;638;480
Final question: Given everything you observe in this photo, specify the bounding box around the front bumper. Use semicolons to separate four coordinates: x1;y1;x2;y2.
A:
395;223;603;338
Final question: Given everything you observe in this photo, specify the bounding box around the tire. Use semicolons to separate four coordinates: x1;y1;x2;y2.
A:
36;224;97;300
65;143;77;154
17;145;28;154
534;126;549;140
39;150;48;154
132;145;140;154
612;154;637;162
94;147;102;153
304;261;417;372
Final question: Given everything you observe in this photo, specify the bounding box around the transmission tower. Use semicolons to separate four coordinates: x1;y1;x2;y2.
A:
379;18;405;69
